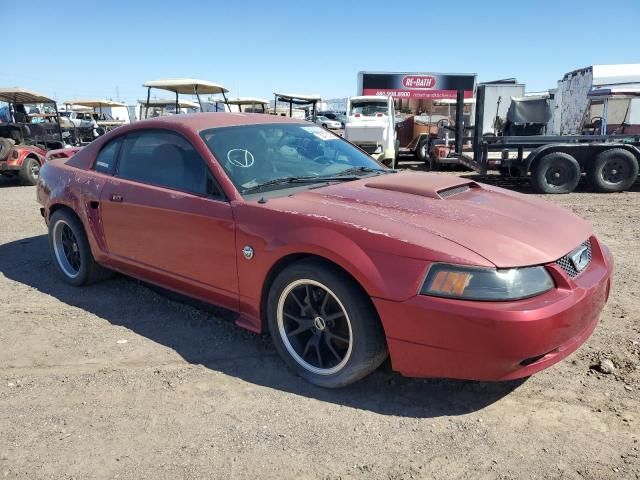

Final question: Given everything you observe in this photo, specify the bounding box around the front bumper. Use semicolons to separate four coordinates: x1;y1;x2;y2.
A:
374;237;613;381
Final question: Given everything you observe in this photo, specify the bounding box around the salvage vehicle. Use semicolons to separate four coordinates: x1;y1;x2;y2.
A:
226;97;269;113
138;98;200;119
344;95;399;167
0;88;65;185
64;99;130;137
313;115;341;130
37;113;613;387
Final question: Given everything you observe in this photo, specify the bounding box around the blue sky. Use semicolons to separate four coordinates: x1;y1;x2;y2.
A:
2;0;639;104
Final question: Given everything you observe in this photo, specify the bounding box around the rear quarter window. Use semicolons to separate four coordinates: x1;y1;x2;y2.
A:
94;139;121;175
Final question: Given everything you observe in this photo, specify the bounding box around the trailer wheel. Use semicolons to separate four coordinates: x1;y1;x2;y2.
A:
531;152;580;194
587;148;639;193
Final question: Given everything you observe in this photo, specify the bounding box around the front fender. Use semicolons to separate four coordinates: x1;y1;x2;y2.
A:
234;206;429;331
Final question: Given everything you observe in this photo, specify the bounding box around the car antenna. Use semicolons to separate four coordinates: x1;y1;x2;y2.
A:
258;197;268;204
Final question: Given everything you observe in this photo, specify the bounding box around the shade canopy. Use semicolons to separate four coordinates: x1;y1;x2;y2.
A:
0;87;56;104
64;99;128;107
274;92;321;104
138;98;200;108
143;78;228;95
227;97;269;106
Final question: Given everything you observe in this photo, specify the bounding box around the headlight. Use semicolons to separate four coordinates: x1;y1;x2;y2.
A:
420;264;554;301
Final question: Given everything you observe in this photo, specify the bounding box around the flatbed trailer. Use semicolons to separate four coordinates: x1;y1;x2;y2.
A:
464;84;640;193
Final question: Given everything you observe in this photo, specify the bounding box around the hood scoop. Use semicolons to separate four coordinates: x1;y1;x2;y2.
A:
364;173;478;199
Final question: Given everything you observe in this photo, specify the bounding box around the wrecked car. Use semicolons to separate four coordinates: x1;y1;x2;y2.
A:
37;113;613;387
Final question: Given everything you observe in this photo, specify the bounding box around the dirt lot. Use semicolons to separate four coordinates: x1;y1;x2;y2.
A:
0;172;638;480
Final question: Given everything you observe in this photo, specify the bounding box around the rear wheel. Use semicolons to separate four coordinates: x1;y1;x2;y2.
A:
48;209;112;286
19;156;40;186
267;260;387;388
587;148;638;193
531;152;580;194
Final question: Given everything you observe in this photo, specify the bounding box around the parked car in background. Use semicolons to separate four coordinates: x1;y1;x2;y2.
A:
314;115;341;130
318;111;347;128
37;113;613;388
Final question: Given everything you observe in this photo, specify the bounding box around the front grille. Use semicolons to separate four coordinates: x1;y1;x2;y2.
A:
439;184;470;198
555;239;592;278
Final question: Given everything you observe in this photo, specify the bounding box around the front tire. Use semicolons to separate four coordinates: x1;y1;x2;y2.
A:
48;209;111;286
587;148;638;193
531;152;580;194
267;260;387;388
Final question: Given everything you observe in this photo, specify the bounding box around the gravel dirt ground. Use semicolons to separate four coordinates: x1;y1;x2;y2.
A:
0;171;638;480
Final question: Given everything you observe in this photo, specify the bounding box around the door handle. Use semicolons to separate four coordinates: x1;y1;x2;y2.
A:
110;194;124;202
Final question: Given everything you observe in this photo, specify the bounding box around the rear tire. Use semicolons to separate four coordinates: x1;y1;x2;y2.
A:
48;209;112;286
19;156;40;186
267;259;387;388
586;148;638;193
531;152;580;194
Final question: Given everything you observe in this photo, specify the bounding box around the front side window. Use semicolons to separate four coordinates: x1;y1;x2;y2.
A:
200;123;385;194
117;130;212;195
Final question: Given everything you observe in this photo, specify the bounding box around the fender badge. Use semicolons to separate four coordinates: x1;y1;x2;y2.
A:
242;246;254;260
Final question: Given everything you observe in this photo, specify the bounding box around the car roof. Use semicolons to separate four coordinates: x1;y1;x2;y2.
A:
122;112;306;132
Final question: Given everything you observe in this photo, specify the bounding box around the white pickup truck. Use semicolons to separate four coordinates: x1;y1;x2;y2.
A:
344;96;399;167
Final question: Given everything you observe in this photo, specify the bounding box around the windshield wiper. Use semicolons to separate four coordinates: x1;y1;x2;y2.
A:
241;175;359;194
241;167;395;194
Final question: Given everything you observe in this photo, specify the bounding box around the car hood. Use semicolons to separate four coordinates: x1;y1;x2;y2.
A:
279;172;592;268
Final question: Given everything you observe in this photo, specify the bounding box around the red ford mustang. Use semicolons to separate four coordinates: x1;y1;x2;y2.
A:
36;113;613;388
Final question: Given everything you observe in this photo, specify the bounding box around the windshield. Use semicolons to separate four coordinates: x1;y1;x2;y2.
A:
350;101;388;116
201;123;384;194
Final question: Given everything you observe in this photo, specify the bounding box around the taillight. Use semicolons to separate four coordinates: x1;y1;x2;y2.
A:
354;113;360;117
376;113;383;117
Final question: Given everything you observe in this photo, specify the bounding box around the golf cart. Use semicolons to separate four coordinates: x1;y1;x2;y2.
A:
64;99;130;131
0;88;65;185
227;97;269;113
138;98;200;119
142;78;229;119
273;93;321;119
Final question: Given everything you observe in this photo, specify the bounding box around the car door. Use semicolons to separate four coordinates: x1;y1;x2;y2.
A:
99;129;238;310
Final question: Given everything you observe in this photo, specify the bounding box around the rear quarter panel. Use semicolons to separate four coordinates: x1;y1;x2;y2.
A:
38;157;110;262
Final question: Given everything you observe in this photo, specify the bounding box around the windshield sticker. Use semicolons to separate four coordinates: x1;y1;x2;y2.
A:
227;149;255;168
301;126;337;141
